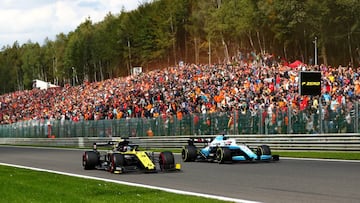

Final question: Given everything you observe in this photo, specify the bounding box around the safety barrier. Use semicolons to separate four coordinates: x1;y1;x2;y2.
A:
1;134;359;151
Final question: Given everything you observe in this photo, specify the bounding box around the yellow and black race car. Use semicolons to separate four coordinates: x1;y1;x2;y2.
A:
82;139;181;174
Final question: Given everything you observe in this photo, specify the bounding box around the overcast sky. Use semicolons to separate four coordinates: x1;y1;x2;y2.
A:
0;0;144;47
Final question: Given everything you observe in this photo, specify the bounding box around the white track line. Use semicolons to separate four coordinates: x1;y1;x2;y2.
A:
281;157;360;163
0;162;261;203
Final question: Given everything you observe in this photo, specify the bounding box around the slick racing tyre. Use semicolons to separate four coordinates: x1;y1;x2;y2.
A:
83;151;99;170
109;153;125;173
181;145;197;162
256;145;271;156
216;147;231;164
159;151;175;170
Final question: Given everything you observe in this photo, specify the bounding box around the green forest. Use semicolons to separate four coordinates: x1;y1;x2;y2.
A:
0;0;359;94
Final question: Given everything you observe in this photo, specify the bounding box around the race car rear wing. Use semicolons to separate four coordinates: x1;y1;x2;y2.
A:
92;140;139;151
187;137;214;146
92;140;128;149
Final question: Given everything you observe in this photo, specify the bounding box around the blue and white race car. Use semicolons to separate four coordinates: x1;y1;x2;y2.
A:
181;135;279;163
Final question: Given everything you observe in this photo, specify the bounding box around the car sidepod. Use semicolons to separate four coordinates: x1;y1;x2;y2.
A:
130;151;157;172
230;145;258;161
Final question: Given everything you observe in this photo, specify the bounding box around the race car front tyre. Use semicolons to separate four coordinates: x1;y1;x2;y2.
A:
159;151;175;170
109;153;125;173
181;145;197;162
216;147;231;164
83;151;99;170
256;145;271;157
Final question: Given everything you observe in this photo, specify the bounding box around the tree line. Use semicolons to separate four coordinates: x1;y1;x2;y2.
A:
1;0;360;94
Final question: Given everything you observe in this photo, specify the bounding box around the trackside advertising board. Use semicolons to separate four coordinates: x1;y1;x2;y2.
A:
299;71;321;96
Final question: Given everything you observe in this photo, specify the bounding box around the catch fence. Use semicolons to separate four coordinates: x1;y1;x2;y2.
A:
0;103;359;138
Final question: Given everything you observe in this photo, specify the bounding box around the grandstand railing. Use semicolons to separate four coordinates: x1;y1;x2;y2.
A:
0;103;359;138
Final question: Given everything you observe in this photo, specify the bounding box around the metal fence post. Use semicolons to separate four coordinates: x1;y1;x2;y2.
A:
355;102;359;133
287;102;292;134
259;108;263;134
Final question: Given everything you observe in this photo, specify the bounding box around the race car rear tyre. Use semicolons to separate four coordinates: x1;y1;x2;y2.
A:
83;151;99;170
216;147;232;164
109;153;125;173
181;145;197;162
159;151;175;170
256;145;271;157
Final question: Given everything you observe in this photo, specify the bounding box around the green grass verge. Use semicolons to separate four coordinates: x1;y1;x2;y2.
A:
0;165;227;203
274;151;360;160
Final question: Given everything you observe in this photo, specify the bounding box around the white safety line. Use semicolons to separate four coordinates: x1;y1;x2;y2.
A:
0;162;262;203
281;157;360;163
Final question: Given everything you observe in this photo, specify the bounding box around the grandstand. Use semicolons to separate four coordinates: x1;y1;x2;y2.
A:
0;53;359;137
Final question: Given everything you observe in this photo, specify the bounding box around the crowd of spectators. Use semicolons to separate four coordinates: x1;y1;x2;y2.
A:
0;52;359;133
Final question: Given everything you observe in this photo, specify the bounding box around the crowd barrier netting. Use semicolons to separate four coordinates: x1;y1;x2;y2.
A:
0;103;359;138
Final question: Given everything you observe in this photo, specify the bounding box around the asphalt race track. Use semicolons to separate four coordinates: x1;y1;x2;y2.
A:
1;146;360;203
